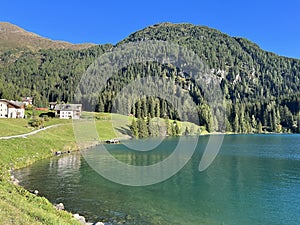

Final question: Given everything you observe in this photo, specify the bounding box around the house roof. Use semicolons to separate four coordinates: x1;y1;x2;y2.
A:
54;104;82;111
0;99;25;108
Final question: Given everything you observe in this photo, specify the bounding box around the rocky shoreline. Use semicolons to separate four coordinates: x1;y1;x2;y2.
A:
54;202;135;225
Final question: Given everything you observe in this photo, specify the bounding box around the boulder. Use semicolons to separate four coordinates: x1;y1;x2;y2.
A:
55;203;65;210
73;213;86;224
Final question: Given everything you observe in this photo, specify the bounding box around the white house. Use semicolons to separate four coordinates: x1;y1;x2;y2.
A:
54;104;82;119
0;99;25;118
22;97;33;106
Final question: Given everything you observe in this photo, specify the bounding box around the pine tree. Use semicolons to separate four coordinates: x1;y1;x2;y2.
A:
297;113;300;133
137;118;148;138
251;115;257;133
136;101;142;118
149;98;155;118
165;118;173;136
130;119;138;138
148;117;160;136
233;113;239;133
225;117;232;132
155;99;160;118
174;121;180;136
184;126;190;136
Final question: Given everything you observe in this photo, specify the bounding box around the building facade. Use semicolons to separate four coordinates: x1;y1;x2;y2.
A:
22;97;33;106
0;99;25;118
54;104;82;119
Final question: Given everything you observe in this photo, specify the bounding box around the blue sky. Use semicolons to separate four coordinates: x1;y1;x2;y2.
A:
1;0;299;59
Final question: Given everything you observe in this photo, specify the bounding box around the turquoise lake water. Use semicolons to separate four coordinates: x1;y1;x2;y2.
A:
15;134;300;225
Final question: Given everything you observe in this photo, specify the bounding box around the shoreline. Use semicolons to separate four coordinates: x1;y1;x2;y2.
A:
3;125;298;224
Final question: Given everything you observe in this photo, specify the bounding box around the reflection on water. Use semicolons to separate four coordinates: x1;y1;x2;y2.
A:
15;135;300;225
54;153;81;174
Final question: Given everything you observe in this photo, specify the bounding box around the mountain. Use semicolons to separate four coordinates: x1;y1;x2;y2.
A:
0;22;299;133
0;22;94;53
120;22;300;98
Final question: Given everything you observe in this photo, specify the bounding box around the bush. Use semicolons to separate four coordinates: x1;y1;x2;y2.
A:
28;117;44;128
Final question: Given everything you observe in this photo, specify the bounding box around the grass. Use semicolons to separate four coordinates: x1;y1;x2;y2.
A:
0;181;81;225
0;119;34;136
0;118;71;137
0;113;130;224
80;112;132;141
0;123;82;225
0;112;205;224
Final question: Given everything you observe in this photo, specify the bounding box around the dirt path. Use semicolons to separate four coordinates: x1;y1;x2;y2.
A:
0;124;60;140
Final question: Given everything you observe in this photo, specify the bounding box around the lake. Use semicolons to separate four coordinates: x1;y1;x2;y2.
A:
15;134;300;225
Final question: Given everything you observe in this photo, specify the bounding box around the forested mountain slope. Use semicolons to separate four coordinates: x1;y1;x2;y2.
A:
120;23;300;100
0;22;299;133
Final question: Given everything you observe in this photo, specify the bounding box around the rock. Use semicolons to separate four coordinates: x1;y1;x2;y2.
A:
73;213;86;224
10;175;19;185
55;202;65;210
94;222;105;225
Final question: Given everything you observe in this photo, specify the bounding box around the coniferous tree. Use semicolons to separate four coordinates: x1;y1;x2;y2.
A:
174;121;180;136
137;118;148;138
130;119;139;138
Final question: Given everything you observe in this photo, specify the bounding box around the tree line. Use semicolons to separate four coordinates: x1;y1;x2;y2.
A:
0;23;299;134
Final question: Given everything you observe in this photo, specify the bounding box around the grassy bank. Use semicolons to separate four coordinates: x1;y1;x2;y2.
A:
0;122;82;225
0;113;129;224
0;113;204;224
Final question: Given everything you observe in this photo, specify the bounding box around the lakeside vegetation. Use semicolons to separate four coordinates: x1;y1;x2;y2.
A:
0;111;205;224
0;121;82;224
0;109;298;224
0;113;129;224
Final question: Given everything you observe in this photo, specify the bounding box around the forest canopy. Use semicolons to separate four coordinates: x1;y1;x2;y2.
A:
0;23;299;133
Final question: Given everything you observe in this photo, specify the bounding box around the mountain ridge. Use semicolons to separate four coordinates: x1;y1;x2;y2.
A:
0;21;299;60
0;22;95;52
0;22;299;133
